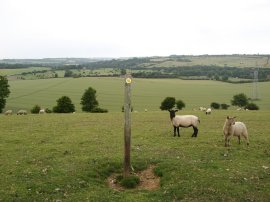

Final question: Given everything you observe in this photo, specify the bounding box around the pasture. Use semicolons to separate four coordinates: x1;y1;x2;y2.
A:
4;77;270;112
0;110;270;201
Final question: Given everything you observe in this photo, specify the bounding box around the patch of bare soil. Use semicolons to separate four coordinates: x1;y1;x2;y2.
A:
108;165;160;191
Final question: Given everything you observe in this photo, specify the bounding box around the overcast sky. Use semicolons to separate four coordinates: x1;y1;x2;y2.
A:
1;0;270;59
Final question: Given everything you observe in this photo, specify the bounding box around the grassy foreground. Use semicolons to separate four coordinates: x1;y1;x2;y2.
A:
0;110;270;201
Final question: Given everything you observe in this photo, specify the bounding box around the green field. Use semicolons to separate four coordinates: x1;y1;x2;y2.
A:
0;110;270;201
4;77;270;113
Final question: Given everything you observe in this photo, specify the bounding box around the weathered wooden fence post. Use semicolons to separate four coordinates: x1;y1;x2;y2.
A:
124;74;132;177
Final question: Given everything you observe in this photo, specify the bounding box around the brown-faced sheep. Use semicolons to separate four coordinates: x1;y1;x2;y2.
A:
223;116;249;147
168;109;200;137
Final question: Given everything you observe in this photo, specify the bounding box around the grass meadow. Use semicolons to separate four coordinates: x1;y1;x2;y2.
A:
1;77;270;201
4;77;270;112
0;110;270;201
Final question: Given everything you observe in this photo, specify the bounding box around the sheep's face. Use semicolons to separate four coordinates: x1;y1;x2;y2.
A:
226;116;236;126
168;109;178;120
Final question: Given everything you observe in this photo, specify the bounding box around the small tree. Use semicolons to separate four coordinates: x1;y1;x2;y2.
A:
211;102;220;109
160;97;176;110
231;93;248;108
81;87;99;112
31;105;41;114
53;96;75;113
176;100;185;110
0;76;10;113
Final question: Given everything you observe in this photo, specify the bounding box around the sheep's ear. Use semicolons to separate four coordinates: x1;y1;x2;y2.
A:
175;109;178;112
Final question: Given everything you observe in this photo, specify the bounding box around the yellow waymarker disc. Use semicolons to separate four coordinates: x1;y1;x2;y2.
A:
126;78;132;84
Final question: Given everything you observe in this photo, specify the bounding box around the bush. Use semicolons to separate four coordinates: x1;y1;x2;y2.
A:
245;103;259;110
91;107;108;113
31;105;41;114
45;108;52;113
221;103;230;110
211;102;220;109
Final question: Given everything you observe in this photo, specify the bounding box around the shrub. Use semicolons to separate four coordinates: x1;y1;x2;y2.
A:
45;108;52;113
31;105;41;114
91;107;108;113
221;103;230;110
245;103;259;110
211;102;220;109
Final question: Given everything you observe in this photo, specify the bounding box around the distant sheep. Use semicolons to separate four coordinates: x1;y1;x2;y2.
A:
199;107;206;111
168;109;200;137
17;110;27;115
223;116;249;147
206;108;212;115
4;110;13;115
39;109;45;114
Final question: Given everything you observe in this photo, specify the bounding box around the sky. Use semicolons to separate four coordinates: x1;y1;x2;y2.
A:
1;0;270;59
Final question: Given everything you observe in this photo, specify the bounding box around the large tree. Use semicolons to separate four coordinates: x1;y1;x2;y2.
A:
80;87;99;112
160;97;176;110
231;93;248;108
53;96;75;113
0;76;10;113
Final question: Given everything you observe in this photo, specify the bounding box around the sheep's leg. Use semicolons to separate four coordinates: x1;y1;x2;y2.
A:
173;126;177;137
224;136;229;147
177;127;180;137
238;136;241;144
192;126;198;137
242;133;250;146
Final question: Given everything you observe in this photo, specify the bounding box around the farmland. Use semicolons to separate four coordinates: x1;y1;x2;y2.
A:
1;58;270;201
4;77;270;113
0;110;270;201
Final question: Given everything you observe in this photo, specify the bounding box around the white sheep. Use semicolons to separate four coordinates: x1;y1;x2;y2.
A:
4;110;13;115
223;116;249;147
39;109;46;114
199;107;206;111
168;109;200;137
17;110;27;115
205;108;212;115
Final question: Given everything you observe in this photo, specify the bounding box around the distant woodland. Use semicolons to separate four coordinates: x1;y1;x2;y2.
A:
1;55;270;82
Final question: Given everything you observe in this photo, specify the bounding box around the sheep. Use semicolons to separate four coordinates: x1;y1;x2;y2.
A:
168;109;200;137
199;107;206;111
39;109;45;114
4;110;13;115
205;108;212;115
17;110;27;115
223;116;249;147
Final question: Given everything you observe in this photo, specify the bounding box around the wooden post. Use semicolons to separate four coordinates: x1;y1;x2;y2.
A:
124;74;132;177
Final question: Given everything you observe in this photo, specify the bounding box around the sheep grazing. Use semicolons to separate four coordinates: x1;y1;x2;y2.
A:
223;116;249;147
205;108;212;115
168;109;200;137
39;109;46;114
17;110;27;115
199;107;206;111
4;110;13;115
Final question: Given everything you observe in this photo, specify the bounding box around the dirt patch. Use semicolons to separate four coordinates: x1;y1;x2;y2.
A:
107;165;160;191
